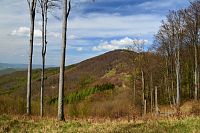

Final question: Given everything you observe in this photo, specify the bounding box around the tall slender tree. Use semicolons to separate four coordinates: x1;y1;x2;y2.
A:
127;39;147;115
174;12;181;111
38;0;61;117
172;11;184;111
38;0;48;117
155;86;159;116
58;0;71;121
192;1;200;101
26;0;37;115
184;1;200;101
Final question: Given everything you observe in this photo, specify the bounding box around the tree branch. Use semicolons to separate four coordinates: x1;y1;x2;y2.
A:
66;0;71;18
27;0;31;9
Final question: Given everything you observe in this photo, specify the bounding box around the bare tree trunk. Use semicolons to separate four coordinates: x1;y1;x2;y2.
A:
194;44;199;101
40;11;45;118
171;57;175;106
175;37;181;112
40;55;45;117
171;81;176;106
27;0;37;115
155;86;159;116
150;88;153;113
150;73;153;113
194;7;199;101
133;77;136;103
40;0;48;117
141;70;146;116
144;99;147;116
141;70;145;103
58;0;71;121
198;72;200;100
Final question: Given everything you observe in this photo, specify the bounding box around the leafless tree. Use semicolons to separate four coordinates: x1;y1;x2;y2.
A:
183;1;200;101
155;86;159;116
38;0;48;118
58;0;71;121
127;39;147;116
174;11;183;111
26;0;37;115
37;0;61;117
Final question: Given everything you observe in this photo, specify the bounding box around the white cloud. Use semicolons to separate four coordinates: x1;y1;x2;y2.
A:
68;35;78;40
49;32;60;38
11;26;60;38
11;27;42;37
11;27;29;36
76;47;83;51
92;37;148;51
68;46;84;51
0;0;190;66
34;30;42;38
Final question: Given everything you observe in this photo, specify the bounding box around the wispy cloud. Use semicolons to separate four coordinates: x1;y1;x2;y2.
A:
69;13;163;38
138;0;189;10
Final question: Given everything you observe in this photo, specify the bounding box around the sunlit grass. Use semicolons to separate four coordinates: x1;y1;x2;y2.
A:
0;115;200;133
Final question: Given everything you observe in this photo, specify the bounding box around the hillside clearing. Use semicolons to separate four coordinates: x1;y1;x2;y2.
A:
0;115;200;133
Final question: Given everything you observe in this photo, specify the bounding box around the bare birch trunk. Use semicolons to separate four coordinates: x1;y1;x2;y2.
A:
58;0;71;121
144;99;147;116
155;86;159;116
194;44;199;101
150;73;153;113
141;70;145;116
175;37;181;112
40;11;45;118
141;70;145;103
194;8;199;101
133;78;136;103
40;55;45;117
40;0;48;117
27;0;36;115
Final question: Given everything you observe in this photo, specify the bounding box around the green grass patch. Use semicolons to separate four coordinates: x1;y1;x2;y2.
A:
0;115;200;133
49;83;115;104
104;69;116;77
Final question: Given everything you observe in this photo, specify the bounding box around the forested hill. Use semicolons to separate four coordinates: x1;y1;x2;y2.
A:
0;49;198;117
0;49;138;97
0;49;162;116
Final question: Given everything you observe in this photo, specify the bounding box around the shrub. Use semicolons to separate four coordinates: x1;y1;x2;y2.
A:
191;102;200;116
68;103;79;117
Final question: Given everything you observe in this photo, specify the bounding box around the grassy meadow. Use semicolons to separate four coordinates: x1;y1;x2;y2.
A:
0;115;200;133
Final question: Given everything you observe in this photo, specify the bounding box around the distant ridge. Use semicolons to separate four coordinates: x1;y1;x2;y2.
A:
0;63;54;70
0;63;54;76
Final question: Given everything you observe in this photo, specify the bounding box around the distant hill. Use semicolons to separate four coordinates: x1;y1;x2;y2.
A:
0;63;54;75
0;49;159;117
0;63;26;76
0;68;18;76
0;63;44;70
0;49;137;94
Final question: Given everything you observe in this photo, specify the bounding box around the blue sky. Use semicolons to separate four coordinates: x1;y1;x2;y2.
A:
0;0;190;66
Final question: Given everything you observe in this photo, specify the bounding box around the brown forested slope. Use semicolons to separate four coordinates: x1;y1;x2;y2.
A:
0;50;144;116
0;49;199;117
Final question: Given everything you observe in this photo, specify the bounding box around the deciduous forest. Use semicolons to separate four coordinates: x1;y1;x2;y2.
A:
0;0;200;132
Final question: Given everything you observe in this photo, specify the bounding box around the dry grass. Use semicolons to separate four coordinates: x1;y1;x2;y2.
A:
0;114;200;133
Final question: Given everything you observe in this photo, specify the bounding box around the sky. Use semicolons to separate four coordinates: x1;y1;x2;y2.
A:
0;0;190;66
